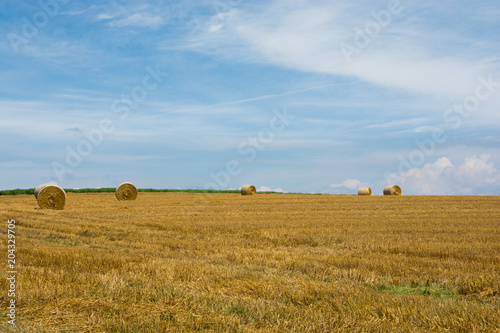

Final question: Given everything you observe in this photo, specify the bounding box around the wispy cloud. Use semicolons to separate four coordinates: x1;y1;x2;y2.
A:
108;13;165;29
182;1;497;97
96;13;114;20
94;3;167;29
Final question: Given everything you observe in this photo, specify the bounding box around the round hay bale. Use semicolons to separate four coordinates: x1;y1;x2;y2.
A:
383;185;402;196
358;187;372;195
37;185;66;210
34;184;49;199
116;182;138;201
240;184;256;195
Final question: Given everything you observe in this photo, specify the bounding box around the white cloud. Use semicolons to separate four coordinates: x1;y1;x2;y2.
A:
257;186;286;193
331;179;367;190
455;155;499;186
387;155;500;195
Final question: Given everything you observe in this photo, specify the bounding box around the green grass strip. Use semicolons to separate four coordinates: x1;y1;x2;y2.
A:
0;188;329;196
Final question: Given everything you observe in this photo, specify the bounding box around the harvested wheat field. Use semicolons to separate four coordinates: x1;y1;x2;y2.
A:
1;193;499;332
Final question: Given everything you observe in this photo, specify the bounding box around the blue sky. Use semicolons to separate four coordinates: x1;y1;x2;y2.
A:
1;0;499;194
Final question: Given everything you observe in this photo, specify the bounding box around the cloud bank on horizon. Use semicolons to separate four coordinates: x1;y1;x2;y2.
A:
1;0;499;195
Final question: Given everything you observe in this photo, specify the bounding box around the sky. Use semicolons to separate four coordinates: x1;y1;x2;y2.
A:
1;0;499;195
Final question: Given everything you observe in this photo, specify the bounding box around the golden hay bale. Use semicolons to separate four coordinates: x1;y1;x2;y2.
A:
240;184;256;195
34;184;50;199
116;182;138;201
383;185;402;196
37;185;66;210
358;187;372;195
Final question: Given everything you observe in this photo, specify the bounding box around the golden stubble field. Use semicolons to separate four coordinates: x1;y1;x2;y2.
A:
0;193;499;332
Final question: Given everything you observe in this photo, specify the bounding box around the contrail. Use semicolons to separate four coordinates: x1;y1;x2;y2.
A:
203;83;344;107
145;82;345;117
